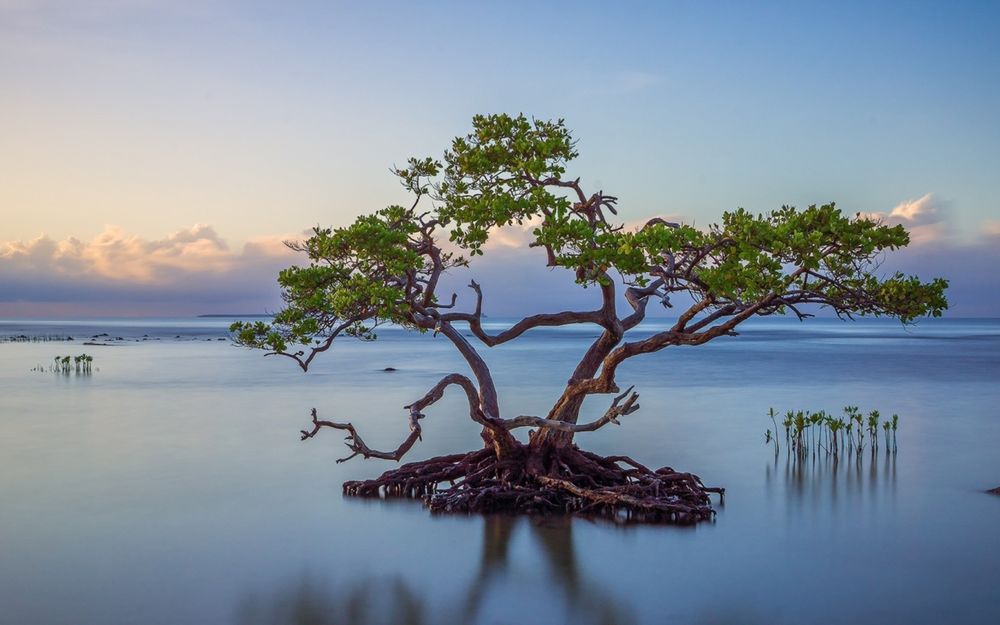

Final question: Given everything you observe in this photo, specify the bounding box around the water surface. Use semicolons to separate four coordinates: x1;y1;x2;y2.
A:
1;317;998;624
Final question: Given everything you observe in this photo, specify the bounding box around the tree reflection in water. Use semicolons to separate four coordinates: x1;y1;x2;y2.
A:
233;515;634;625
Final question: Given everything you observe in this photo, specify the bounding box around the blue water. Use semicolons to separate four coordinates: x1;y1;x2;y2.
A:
1;316;998;624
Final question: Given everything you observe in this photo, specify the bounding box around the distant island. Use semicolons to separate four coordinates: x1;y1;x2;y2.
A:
197;314;274;318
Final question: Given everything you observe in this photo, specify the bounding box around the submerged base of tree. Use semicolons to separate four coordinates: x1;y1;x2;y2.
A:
342;444;723;525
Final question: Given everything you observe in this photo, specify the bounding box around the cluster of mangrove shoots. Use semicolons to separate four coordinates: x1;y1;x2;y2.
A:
33;354;95;375
765;406;898;459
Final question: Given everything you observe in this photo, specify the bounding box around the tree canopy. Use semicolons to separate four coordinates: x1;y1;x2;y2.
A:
233;113;945;365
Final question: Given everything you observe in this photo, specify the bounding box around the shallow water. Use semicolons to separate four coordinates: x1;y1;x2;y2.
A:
1;317;999;624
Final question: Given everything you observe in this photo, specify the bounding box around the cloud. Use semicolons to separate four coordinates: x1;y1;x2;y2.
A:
3;217;998;318
483;213;693;252
884;239;1000;317
483;217;544;250
981;220;1000;239
886;193;941;226
0;224;295;282
0;225;297;316
467;208;1000;318
861;193;947;244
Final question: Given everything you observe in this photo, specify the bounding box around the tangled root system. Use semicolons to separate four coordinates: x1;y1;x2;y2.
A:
344;444;723;525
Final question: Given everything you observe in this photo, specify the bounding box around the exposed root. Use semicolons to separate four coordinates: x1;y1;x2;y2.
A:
343;444;723;525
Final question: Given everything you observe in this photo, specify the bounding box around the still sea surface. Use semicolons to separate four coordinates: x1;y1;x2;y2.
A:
1;316;998;625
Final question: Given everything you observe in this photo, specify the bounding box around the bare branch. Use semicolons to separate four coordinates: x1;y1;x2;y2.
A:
300;373;498;463
622;279;664;330
439;280;606;346
405;373;489;426
503;386;640;433
301;407;423;463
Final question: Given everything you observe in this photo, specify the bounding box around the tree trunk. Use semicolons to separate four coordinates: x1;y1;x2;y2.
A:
528;327;622;452
529;395;584;451
482;425;519;459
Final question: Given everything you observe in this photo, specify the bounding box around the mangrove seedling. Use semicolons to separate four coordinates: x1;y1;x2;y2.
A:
767;407;900;458
50;354;95;375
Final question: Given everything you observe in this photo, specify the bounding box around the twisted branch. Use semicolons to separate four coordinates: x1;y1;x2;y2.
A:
439;280;605;347
301;373;492;463
503;386;640;433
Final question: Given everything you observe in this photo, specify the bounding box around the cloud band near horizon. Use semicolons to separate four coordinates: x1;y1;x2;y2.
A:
2;205;999;318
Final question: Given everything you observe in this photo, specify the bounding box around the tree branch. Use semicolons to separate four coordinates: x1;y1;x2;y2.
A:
503;386;639;433
262;316;363;372
300;373;496;463
439;280;606;346
301;407;423;463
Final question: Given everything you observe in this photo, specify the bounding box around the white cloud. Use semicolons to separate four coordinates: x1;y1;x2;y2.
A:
483;217;544;250
860;193;947;244
887;193;941;226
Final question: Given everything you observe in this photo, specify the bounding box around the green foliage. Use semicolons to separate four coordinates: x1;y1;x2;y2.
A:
232;112;948;358
692;205;947;321
230;204;433;352
767;406;900;457
436;113;578;255
46;354;94;374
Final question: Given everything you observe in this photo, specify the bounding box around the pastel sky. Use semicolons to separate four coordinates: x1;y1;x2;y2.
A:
2;0;999;316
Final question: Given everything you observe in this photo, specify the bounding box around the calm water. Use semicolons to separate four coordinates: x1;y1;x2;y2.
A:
1;316;999;625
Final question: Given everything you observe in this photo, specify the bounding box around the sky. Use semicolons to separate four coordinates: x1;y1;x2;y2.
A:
2;0;999;317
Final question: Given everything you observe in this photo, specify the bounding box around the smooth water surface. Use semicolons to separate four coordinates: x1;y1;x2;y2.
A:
1;317;999;624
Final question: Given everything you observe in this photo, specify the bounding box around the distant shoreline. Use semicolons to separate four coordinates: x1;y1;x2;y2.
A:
196;314;273;318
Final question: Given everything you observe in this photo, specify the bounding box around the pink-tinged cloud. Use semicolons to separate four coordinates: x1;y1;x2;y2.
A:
981;220;1000;239
860;193;947;245
0;225;297;316
2;217;998;318
482;214;691;251
887;193;941;225
0;225;297;282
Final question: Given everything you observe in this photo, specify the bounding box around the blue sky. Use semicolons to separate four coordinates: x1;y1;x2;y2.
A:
2;1;999;316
